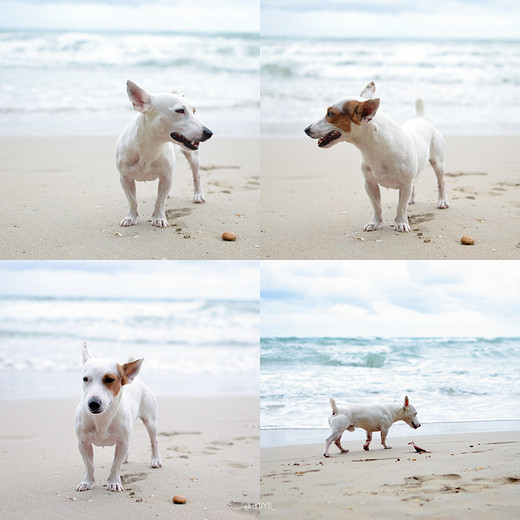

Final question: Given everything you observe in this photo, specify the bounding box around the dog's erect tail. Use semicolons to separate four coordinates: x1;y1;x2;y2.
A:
415;98;426;118
329;397;338;416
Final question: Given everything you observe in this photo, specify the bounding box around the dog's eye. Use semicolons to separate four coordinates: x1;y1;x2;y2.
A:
175;108;185;114
104;376;115;384
83;377;88;382
327;110;334;118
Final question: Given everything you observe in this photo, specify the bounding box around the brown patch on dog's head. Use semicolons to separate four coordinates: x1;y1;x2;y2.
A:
345;98;380;125
103;372;123;397
326;106;352;133
117;358;143;386
325;97;380;133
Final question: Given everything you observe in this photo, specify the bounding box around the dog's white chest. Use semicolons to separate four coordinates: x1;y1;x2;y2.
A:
365;164;403;190
87;426;119;447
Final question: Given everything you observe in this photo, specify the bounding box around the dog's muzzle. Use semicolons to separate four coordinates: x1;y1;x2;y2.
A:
201;127;213;142
88;397;103;414
170;126;213;151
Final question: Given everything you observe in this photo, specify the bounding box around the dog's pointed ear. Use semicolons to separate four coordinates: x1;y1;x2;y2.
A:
127;80;154;113
120;358;143;385
352;98;380;125
360;81;376;99
82;341;91;364
404;395;410;408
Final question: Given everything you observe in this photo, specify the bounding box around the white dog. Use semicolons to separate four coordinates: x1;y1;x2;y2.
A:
116;80;213;228
305;82;449;232
75;342;162;492
324;396;421;457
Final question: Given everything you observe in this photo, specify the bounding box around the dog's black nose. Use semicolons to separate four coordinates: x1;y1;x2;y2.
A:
202;127;213;141
88;398;102;413
304;125;312;136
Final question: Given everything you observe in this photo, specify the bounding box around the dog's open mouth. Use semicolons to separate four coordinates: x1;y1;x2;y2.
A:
171;132;199;150
318;130;341;148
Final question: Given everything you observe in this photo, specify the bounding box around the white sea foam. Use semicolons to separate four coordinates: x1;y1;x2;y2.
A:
0;296;259;398
262;37;520;135
0;30;259;136
261;337;520;428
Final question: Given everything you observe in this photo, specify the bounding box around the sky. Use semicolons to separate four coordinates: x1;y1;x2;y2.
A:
0;0;259;33
1;1;518;39
0;261;259;300
262;0;520;39
261;261;520;338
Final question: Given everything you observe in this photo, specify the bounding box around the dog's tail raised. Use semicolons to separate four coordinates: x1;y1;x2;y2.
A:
415;98;426;118
329;397;338;416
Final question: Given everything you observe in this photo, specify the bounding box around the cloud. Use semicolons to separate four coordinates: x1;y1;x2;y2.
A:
261;0;520;39
261;261;520;337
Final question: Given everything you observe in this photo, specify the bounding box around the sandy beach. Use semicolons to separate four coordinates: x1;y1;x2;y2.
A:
0;396;259;520
0;137;259;260
261;136;520;259
261;431;520;519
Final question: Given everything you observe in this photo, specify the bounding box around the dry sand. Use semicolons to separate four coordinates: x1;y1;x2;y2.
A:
0;137;259;259
261;431;520;519
261;136;520;259
0;397;259;520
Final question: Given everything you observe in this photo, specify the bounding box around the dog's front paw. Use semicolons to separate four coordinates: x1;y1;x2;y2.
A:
437;199;449;209
106;480;124;492
120;215;138;227
364;222;382;232
151;216;170;228
76;480;94;491
151;458;163;468
323;453;331;458
394;221;411;232
193;192;206;203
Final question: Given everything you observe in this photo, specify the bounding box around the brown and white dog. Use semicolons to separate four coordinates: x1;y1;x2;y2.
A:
305;82;449;232
75;342;162;492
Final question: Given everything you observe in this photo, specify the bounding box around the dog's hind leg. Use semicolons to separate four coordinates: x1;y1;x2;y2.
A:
363;431;372;451
181;149;205;203
429;133;449;209
324;430;342;457
141;414;162;468
334;434;349;453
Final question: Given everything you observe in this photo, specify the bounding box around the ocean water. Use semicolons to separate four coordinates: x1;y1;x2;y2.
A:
0;295;259;399
0;30;259;136
261;337;520;430
262;37;520;136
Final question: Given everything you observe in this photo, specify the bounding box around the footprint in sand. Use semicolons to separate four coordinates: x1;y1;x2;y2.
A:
408;213;435;225
121;472;149;484
224;461;250;469
159;430;201;437
165;207;192;220
445;171;488;177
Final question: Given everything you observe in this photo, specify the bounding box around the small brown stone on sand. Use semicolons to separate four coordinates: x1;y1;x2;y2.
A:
222;231;236;241
460;235;475;245
172;495;187;504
